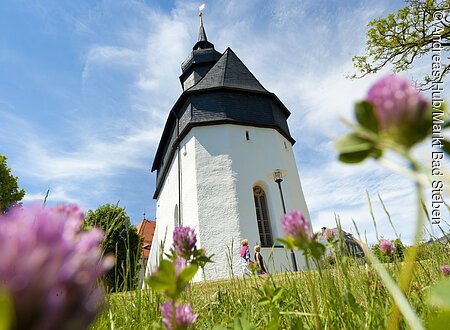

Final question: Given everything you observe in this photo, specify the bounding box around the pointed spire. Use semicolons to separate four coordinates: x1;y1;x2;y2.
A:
192;4;214;51
198;13;207;42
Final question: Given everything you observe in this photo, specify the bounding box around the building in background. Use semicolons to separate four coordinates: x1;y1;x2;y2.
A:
136;218;156;285
146;16;311;281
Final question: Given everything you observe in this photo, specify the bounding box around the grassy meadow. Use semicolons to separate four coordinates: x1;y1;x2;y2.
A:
91;240;450;330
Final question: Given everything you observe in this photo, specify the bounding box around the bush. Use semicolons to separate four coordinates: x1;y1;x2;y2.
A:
84;203;142;292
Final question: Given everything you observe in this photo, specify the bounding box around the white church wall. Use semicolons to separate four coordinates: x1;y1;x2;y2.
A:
146;123;312;282
145;133;201;282
145;150;184;279
192;124;311;277
228;125;310;273
193;126;242;279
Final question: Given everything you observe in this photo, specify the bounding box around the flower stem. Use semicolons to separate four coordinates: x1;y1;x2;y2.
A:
387;158;425;330
305;256;321;330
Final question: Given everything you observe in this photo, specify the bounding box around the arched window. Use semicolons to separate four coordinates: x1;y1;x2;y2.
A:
253;186;273;247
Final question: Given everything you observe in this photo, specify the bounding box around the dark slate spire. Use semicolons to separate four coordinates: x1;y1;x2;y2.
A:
198;15;207;42
188;48;268;93
179;13;221;90
192;14;214;50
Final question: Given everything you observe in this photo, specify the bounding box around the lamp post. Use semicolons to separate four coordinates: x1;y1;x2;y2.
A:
271;169;298;272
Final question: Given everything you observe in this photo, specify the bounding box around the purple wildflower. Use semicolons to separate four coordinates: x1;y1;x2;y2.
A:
440;265;450;276
174;257;187;276
0;204;114;330
172;226;197;260
161;301;175;330
366;75;429;145
281;210;312;241
161;300;198;330
175;303;198;328
379;239;396;255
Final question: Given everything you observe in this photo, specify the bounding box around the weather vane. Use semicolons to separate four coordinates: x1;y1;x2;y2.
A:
198;3;205;17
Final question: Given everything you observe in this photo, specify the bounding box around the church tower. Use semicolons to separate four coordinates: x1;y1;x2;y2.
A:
146;16;311;280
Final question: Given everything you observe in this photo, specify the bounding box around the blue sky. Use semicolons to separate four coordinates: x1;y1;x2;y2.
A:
0;0;447;244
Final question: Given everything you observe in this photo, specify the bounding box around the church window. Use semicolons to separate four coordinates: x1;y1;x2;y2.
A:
253;186;273;247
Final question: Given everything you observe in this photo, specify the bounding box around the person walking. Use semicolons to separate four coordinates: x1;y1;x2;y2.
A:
240;239;252;275
254;245;267;275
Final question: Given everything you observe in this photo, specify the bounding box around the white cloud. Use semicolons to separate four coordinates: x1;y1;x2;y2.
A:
2;0;448;235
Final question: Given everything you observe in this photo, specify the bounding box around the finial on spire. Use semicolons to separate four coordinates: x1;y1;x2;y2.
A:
197;3;207;42
198;3;205;16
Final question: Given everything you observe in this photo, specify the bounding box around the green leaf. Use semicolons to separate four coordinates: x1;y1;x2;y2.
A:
267;317;280;330
262;284;272;297
355;101;379;133
147;260;176;296
429;279;450;309
232;317;256;330
276;238;295;250
194;256;214;264
443;119;450;129
336;133;374;164
257;297;271;306
371;147;383;159
427;311;450;330
272;287;284;303
177;263;199;289
308;241;326;260
442;140;450;156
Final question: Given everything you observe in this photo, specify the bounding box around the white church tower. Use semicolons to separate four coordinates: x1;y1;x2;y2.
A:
146;17;311;280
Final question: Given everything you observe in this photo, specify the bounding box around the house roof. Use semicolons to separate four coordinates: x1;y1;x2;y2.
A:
136;219;156;259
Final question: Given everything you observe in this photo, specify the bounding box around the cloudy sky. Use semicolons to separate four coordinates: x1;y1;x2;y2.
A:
1;0;447;244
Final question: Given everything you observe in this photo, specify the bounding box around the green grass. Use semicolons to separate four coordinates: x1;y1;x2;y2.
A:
90;243;450;330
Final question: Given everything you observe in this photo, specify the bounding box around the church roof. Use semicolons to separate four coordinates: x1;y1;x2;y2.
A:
151;22;296;199
187;48;268;93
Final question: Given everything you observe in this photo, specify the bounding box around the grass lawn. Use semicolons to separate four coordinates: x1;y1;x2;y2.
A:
91;248;450;330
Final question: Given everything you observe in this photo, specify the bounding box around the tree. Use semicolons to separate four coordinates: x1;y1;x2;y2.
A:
0;155;25;213
84;203;142;292
351;0;450;89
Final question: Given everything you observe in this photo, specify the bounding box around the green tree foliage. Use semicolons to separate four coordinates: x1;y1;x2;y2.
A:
84;204;142;292
351;0;450;89
372;238;405;263
0;155;25;213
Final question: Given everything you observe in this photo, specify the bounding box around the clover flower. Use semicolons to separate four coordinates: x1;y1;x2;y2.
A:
161;300;198;330
379;239;396;255
281;210;312;241
0;204;114;330
174;257;187;276
172;226;197;260
440;265;450;276
367;75;428;128
366;75;430;146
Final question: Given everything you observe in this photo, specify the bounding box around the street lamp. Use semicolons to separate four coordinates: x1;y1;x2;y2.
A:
270;169;298;272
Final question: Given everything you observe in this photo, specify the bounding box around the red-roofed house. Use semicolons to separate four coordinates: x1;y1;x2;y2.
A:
136;219;156;262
